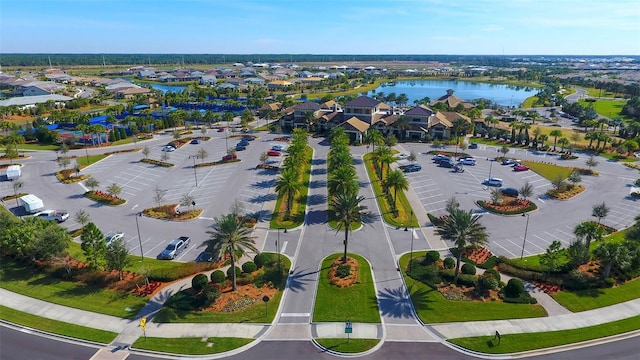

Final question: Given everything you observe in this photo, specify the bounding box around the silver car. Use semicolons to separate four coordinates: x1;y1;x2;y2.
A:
105;231;125;246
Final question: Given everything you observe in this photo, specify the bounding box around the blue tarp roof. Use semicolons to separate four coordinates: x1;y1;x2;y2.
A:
47;124;59;130
133;105;150;110
90;115;108;123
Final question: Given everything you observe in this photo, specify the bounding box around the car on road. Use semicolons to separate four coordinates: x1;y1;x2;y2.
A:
500;187;519;198
483;177;503;187
222;153;237;161
402;164;422;173
105;231;125;246
190;139;201;144
235;145;246;151
468;142;478;149
33;209;69;223
502;158;516;165
157;236;190;260
267;150;282;156
457;157;476;166
162;146;175;152
513;164;530;172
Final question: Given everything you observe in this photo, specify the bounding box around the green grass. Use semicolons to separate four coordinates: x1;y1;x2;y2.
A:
313;253;381;323
521;96;537;108
583;87;621;98
363;153;418;228
448;315;640;354
270;146;313;230
315;338;380;353
0;305;118;344
16;144;60;151
75;154;108;167
400;252;548;323
578;99;627;119
111;138;135;146
0;259;147;319
552;278;640;312
132;337;253;355
521;160;573;181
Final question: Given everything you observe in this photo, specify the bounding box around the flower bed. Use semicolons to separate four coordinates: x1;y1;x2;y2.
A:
2;193;28;202
56;170;90;184
84;190;126;206
104;148;140;155
476;198;537;215
140;158;174;167
560;153;578;160
194;158;241;168
573;167;599;176
546;184;585;200
256;164;279;171
142;204;202;221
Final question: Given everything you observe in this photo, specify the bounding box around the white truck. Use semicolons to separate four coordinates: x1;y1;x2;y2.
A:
33;209;70;223
19;194;45;214
5;165;21;181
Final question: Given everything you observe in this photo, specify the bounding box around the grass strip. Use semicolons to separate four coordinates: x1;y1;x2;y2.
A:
315;338;380;353
399;252;547;323
448;315;640;354
270;146;312;229
0;305;118;343
76;154;108;167
132;336;253;355
313;253;381;323
520;160;573;182
363;153;418;228
552;278;640;312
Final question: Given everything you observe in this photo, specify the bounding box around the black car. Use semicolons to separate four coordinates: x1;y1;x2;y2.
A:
438;159;455;168
238;140;250;146
500;187;519;198
242;136;255;141
468;142;478;149
235;145;246;151
402;164;422;173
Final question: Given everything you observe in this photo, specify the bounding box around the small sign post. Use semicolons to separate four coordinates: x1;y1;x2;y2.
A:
345;320;353;343
262;295;270;317
139;316;147;340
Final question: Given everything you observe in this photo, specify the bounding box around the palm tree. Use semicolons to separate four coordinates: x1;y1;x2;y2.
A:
574;221;606;264
372;146;393;180
363;129;384;153
593;242;632;279
435;208;489;283
550;129;563;151
275;168;301;219
538;134;548;150
384;169;409;210
205;213;257;291
330;192;373;263
557;137;570;152
328;165;358;198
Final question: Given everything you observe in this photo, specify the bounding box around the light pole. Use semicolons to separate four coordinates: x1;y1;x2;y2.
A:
189;155;198;187
405;211;414;272
520;213;530;260
276;228;281;273
135;212;144;261
487;157;494;181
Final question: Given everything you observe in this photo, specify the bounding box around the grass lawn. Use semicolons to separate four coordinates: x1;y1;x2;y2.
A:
521;160;573;181
363;153;418;228
76;154;108;167
313;253;381;323
578;99;627;119
521;96;537;108
552;278;640;312
16;143;60;151
315;338;380;353
583;87;621;99
0;259;147;319
448;315;640;354
132;337;253;355
0;305;118;344
400;252;548;323
270;146;313;230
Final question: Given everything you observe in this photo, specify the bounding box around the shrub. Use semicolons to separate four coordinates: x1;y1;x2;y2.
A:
210;270;225;284
254;253;275;268
336;264;351;278
192;273;209;291
439;268;455;281
477;273;500;292
604;277;616;288
484;269;501;282
407;263;441;287
504;278;525;298
148;262;217;282
478;256;499;270
422;251;441;265
501;292;537;304
236;274;254;286
227;266;242;279
202;283;221;305
461;263;476;275
443;257;456;269
565;269;591;290
457;274;478;287
242;261;258;273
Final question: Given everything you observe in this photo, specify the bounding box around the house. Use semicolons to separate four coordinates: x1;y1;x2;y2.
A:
431;89;475;110
245;77;265;85
267;80;292;89
339;116;370;143
200;75;217;85
427;112;471;139
114;87;151;99
21;85;50;96
0;94;73;107
342;96;385;124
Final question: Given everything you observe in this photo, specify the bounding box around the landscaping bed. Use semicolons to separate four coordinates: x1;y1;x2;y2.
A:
546;184;585;200
476;198;537;215
142;204;202;221
2;193;28;202
141;158;174;167
194;158;241;168
56;169;90;183
84;190;126;206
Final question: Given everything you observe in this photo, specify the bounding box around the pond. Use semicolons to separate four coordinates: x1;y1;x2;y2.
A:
368;80;536;107
148;83;187;94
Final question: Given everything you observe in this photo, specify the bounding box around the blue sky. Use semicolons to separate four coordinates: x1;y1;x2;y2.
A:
2;0;639;55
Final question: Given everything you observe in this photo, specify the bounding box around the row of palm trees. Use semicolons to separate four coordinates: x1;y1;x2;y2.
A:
369;144;410;216
274;128;309;221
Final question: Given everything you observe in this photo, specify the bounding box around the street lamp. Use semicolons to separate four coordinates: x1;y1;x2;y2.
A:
276;228;281;273
135;212;144;261
520;213;530;260
189;155;198;187
405;211;415;272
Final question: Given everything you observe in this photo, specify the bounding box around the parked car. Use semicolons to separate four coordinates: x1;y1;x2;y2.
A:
242;136;255;141
458;157;476;166
162;146;175;152
165;143;178;149
432;154;449;162
267;150;282;156
33;209;69;223
238;140;250;146
222;154;237;161
483;177;503;187
513;164;530;172
502;158;516;165
216;127;224;132
402;164;422;173
453;164;465;173
468;142;478;149
395;152;409;160
500;187;519;198
438;159;455;168
235;145;246;151
157;236;190;260
195;251;218;263
190;139;201;144
271;144;285;151
105;231;125;246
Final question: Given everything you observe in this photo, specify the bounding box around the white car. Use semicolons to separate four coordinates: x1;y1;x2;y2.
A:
458;157;476;166
395;153;409;160
33;210;69;223
483;177;503;187
105;231;125;246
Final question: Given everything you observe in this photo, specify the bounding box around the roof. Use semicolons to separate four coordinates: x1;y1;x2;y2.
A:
341;116;370;133
294;102;321;112
344;96;381;108
404;104;435;117
0;94;73;107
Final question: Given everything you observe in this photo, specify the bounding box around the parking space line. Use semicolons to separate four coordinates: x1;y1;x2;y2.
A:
491;241;517;257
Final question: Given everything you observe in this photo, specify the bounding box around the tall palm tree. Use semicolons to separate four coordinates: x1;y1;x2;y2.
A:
593;242;631;280
574;221;606;264
275;168;301;219
549;129;563;151
330;192;373;263
328;165;358;198
557;137;570;152
372;146;393;180
205;213;257;291
384;169;409;210
363;129;384;153
435;208;489;283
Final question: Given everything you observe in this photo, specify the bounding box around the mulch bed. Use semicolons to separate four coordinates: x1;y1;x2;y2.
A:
328;256;359;288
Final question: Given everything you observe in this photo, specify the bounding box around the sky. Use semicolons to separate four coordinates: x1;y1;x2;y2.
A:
1;0;639;55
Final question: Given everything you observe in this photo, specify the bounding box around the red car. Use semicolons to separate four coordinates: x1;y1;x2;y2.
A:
267;150;282;156
514;164;529;172
217;127;224;132
222;154;237;161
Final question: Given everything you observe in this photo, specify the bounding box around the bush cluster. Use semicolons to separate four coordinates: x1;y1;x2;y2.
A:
422;251;441;265
242;261;257;273
461;263;476;275
443;257;456;269
210;270;225;284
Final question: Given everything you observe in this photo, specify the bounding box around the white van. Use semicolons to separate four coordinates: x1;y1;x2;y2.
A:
5;165;21;181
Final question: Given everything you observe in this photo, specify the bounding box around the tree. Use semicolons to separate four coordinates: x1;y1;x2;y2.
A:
328;165;358;198
105;239;132;281
490;188;503;205
85;176;99;191
197;147;209;163
540;240;564;275
551;175;566;191
363;129;384;153
161;150;170;162
557;137;570;152
106;183;122;198
330;192;373;263
204;213;257;291
591;202;610;225
384;169;409;210
550;129;563;151
74;210;90;230
435;208;489;284
259;152;269;165
153;186;167;207
445;197;460;214
81;222;105;269
574;221;606;264
500;145;509;157
57;157;71;170
275;168;301;219
142;146;150;159
180;193;195;212
593;242;631;279
567;171;582;186
585;155;598;171
519;181;534;201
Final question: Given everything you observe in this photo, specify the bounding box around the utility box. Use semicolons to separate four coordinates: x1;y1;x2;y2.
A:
19;194;44;214
5;165;21;181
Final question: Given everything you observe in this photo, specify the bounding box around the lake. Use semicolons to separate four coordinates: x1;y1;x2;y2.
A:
148;83;187;94
368;80;536;107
